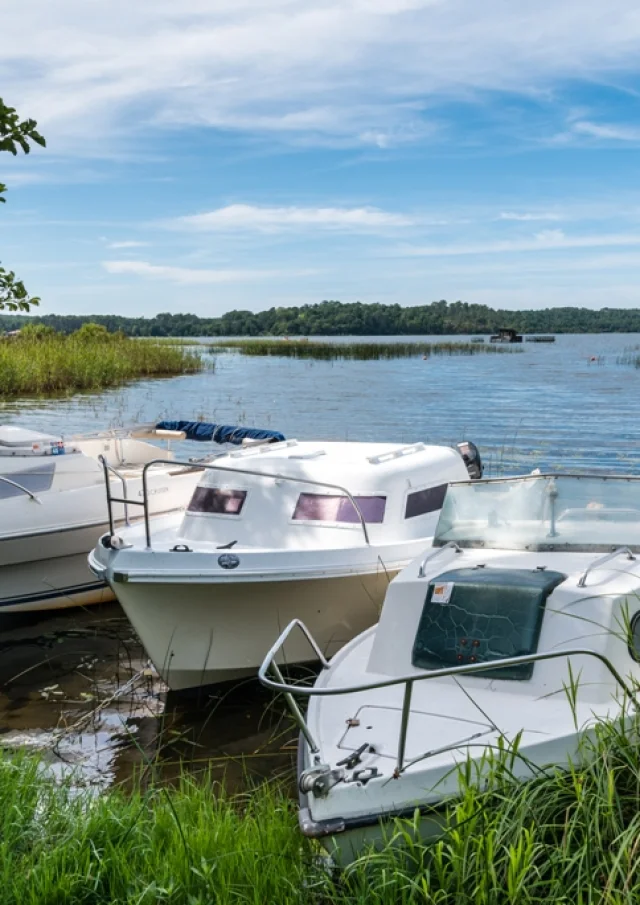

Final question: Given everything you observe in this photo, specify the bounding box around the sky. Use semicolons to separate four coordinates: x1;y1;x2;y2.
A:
5;1;640;316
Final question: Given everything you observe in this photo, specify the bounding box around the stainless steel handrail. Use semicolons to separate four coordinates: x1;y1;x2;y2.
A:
0;474;42;503
99;457;130;527
258;619;639;773
418;540;461;577
139;458;372;548
578;546;637;588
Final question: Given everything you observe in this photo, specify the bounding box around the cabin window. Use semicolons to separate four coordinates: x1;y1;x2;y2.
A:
629;613;640;662
405;483;448;519
292;493;386;524
0;463;56;499
412;567;566;681
187;487;247;515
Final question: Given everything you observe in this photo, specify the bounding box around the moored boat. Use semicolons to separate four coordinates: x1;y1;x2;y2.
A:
89;438;482;690
0;421;282;612
260;472;640;865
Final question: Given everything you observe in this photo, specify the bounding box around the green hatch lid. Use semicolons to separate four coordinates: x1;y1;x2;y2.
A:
412;567;566;681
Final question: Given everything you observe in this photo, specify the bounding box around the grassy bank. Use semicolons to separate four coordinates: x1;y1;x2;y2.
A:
0;325;204;396
212;339;523;360
4;715;640;903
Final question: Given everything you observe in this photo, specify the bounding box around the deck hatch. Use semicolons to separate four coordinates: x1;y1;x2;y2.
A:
412;567;566;680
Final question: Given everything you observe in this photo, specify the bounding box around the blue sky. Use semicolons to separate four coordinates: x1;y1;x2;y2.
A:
4;0;640;316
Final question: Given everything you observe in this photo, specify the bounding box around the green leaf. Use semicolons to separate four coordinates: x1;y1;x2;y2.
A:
0;98;46;311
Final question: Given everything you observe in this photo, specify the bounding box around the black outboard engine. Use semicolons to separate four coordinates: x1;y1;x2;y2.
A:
456;441;483;479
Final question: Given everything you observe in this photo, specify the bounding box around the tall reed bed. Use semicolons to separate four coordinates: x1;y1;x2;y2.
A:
0;325;203;396
617;346;640;368
211;339;523;360
4;715;640;903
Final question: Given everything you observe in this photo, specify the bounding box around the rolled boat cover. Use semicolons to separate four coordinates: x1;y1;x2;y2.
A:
156;421;285;445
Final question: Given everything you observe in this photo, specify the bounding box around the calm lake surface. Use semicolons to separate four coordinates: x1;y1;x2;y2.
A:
2;333;638;473
0;332;638;785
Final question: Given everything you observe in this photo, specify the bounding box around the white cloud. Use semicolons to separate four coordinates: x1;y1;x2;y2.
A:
106;240;150;248
573;120;640;141
398;231;640;256
174;203;415;231
498;211;563;222
102;259;315;283
6;0;640;151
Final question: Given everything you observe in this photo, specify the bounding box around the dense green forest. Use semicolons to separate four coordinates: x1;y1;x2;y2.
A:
1;300;640;337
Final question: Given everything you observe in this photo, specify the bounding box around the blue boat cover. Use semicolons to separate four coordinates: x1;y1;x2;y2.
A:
156;421;285;445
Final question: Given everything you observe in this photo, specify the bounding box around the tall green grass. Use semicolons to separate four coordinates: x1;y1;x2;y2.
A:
211;339;523;360
4;714;640;903
0;324;204;396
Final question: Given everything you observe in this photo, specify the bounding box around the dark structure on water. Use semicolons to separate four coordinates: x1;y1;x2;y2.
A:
490;328;523;344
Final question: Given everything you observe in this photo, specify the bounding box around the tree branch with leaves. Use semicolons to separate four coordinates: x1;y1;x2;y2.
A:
0;98;46;311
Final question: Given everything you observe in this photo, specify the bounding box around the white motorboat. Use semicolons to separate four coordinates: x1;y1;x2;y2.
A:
260;472;640;865
0;421;284;613
89;437;482;690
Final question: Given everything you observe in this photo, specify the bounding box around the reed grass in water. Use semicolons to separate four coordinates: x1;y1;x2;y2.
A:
211;339;523;360
4;714;640;903
0;324;203;396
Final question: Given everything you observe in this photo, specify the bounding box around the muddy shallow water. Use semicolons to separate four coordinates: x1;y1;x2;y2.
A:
0;604;297;790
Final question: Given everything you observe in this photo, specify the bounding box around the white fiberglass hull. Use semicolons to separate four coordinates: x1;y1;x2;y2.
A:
95;567;398;690
0;469;204;614
0;521;118;612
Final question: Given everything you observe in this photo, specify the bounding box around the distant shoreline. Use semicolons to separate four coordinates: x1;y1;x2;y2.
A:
2;299;640;337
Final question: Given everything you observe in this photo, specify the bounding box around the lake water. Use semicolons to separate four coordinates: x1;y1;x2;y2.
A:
1;333;638;474
0;332;639;785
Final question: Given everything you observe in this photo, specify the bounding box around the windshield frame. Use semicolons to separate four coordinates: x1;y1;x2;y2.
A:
433;472;640;553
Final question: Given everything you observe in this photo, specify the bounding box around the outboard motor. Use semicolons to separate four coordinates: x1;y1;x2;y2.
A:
456;440;483;479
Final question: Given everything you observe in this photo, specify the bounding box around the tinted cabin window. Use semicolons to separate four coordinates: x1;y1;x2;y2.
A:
412;568;566;681
405;483;448;519
293;493;386;524
0;463;56;499
188;487;247;515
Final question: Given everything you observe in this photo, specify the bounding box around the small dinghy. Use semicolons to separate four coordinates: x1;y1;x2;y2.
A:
90;437;482;690
260;472;640;865
0;421;276;613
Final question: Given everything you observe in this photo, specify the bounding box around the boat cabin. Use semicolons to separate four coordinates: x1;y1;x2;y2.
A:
177;439;476;551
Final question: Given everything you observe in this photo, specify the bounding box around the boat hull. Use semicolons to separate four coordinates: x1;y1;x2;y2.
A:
302;809;447;868
0;523;115;612
108;570;397;690
0;467;204;613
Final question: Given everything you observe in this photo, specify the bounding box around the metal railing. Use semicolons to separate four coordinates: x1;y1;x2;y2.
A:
100;457;372;548
99;458;131;527
578;547;637;588
258;619;639;774
418;540;461;577
0;473;42;503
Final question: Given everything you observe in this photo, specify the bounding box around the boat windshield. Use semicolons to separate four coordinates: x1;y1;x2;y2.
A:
434;474;640;552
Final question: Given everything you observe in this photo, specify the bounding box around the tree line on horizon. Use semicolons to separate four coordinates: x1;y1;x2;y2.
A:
1;300;639;337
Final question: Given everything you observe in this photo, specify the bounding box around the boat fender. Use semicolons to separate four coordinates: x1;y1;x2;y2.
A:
170;544;192;552
299;765;345;798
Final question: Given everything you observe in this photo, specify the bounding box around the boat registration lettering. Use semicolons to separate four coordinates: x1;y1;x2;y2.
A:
431;582;454;604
